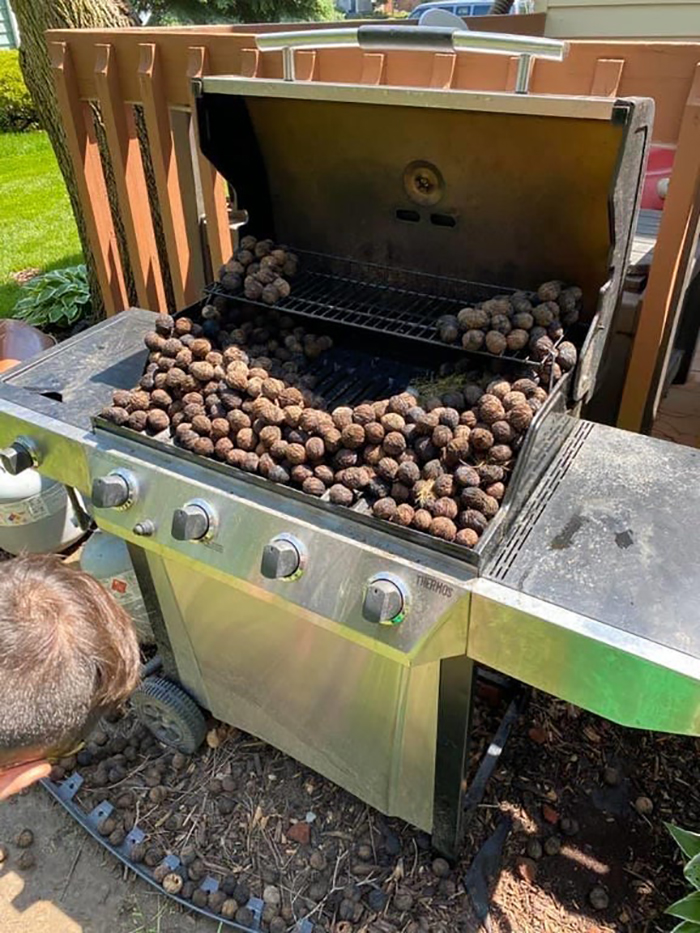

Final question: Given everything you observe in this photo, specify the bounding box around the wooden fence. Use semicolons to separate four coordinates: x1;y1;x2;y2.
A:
48;21;700;432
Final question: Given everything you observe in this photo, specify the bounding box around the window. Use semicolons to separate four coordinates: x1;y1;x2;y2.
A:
473;3;492;12
456;5;473;13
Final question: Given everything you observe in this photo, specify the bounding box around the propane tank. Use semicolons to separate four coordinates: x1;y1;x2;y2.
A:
80;530;155;645
0;464;87;555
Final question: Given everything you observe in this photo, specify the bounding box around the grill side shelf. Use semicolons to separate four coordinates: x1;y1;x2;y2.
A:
484;420;594;582
468;423;700;736
482;422;700;663
0;308;154;431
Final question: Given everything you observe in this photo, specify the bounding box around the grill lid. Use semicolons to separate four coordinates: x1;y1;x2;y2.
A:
196;79;652;407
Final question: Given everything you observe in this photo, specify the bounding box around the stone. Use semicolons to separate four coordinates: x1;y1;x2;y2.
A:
603;766;621;786
288;821;311;845
635;796;653;816
517;857;537;884
544;835;561;856
589;886;609;910
526;838;543;860
431;857;451;878
309;850;327;871
263;885;282;907
367;888;388;911
542;804;559;825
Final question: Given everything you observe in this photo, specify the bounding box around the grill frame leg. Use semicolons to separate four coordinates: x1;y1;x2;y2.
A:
432;655;475;859
127;543;179;680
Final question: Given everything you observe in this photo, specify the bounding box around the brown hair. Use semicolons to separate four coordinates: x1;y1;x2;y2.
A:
0;553;141;755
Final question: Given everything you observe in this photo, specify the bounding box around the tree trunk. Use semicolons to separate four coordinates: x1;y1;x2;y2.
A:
11;0;139;318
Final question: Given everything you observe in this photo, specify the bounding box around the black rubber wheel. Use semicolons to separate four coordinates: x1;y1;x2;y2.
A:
130;676;207;754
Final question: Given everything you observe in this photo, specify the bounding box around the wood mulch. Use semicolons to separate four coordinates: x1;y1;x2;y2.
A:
44;685;697;933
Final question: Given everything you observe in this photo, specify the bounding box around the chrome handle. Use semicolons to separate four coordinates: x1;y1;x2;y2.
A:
255;26;568;92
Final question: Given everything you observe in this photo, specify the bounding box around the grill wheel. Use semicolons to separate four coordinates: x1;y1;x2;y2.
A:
130;676;207;754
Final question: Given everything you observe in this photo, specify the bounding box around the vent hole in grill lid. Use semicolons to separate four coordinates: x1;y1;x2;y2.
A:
395;209;420;223
430;213;457;228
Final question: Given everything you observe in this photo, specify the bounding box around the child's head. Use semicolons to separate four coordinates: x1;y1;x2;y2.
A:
0;553;141;798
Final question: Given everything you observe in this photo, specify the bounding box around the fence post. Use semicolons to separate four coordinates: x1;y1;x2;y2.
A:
94;42;167;314
138;42;205;307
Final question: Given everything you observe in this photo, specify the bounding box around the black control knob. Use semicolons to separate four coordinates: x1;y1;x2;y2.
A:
171;504;210;541
363;578;406;625
261;538;302;580
0;442;35;476
92;473;131;509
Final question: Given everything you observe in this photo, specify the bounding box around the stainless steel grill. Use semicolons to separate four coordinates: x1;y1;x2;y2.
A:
4;28;700;871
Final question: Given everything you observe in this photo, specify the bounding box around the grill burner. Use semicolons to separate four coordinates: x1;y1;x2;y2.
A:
208;251;574;370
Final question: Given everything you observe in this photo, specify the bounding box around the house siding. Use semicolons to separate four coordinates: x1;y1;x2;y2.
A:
535;0;700;39
0;0;19;49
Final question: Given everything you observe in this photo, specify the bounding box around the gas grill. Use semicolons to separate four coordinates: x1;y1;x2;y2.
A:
3;26;700;862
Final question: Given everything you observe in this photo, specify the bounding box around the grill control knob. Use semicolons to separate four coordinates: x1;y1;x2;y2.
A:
171;503;211;542
0;439;37;476
261;536;304;580
92;473;132;509
363;576;407;626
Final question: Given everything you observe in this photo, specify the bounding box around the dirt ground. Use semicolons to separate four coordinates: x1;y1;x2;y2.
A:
1;687;696;933
0;787;214;933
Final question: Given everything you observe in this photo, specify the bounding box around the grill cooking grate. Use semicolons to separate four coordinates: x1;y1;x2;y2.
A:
207;250;567;370
302;346;427;408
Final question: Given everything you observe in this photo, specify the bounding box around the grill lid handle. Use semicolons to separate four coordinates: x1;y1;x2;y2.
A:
255;27;568;92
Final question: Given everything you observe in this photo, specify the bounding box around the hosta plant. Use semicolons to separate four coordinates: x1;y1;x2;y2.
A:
12;265;90;330
666;824;700;931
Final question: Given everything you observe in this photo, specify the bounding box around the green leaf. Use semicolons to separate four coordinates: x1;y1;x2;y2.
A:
668;893;700;921
683;855;700;888
10;264;89;328
671;922;700;932
687;854;700;891
668;825;700;861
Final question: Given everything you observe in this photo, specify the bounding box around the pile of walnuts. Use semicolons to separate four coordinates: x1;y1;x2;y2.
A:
217;236;298;306
101;303;556;549
436;278;581;368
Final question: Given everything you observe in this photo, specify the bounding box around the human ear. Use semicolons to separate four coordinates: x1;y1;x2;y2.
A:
0;761;52;801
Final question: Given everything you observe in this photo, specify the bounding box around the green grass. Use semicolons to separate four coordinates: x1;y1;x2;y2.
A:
0;130;82;316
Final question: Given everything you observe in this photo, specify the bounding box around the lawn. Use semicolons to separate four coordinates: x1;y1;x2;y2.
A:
0;130;82;316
